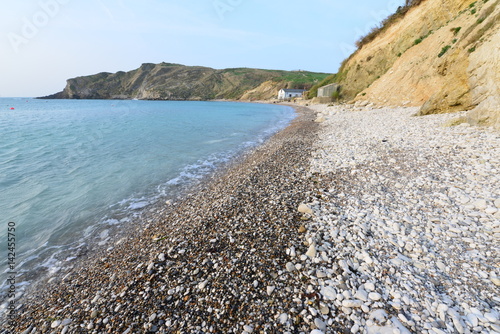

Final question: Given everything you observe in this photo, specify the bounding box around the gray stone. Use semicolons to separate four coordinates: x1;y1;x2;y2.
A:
314;318;326;331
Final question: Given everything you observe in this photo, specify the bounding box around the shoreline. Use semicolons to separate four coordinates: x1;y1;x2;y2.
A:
7;103;500;333
0;100;294;309
9;104;321;333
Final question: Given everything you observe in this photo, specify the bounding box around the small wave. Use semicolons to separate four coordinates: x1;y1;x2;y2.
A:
204;138;230;145
128;201;150;210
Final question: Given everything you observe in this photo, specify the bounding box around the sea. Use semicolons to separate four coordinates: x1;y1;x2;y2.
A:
0;98;295;306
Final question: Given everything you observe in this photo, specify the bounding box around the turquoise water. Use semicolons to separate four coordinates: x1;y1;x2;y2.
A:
0;98;294;301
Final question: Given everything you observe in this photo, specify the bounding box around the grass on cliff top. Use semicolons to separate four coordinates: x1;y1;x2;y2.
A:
272;71;331;84
355;0;426;49
223;68;330;86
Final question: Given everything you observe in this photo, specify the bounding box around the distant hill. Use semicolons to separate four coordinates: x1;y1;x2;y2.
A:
310;0;499;128
42;63;330;101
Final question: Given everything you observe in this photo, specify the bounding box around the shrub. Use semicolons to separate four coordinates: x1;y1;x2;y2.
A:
397;52;402;57
438;45;452;57
452;39;458;43
471;8;477;14
468;46;476;52
355;0;426;49
414;38;423;45
469;2;476;7
451;27;462;35
332;90;341;101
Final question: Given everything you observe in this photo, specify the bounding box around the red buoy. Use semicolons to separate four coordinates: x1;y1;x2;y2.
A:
10;107;15;110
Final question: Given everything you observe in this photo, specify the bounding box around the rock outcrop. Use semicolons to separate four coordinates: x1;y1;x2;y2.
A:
43;63;329;101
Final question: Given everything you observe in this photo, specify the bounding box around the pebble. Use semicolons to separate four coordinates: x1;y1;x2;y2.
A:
321;286;337;300
286;262;297;272
473;199;488;210
466;313;478;327
298;204;313;214
436;261;446;271
494;198;500;208
61;319;72;326
279;313;288;324
310;330;325;334
198;280;208;290
354;289;368;302
342;300;363;308
320;306;330;315
485;312;498;322
314;318;327;331
368;292;382;301
306;243;317;258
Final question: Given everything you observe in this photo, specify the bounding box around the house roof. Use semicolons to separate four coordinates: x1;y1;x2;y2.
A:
280;89;307;93
319;83;340;89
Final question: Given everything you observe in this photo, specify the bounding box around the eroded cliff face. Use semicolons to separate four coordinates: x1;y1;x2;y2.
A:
50;64;280;101
331;0;499;128
45;64;329;102
239;81;288;101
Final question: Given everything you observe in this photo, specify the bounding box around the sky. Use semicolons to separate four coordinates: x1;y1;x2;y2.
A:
0;0;406;97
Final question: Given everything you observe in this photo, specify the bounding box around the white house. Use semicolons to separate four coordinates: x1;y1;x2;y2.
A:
278;89;306;100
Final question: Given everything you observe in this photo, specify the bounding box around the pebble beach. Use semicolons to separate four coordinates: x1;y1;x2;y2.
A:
5;104;500;334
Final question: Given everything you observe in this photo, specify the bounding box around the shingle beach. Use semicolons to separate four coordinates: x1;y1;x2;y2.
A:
5;104;500;334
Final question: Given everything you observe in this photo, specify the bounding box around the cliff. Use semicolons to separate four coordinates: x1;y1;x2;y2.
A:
43;63;329;101
313;0;500;129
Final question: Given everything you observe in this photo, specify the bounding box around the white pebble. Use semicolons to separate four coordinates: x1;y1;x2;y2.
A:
368;292;382;301
198;280;208;290
243;325;254;333
306;243;317;258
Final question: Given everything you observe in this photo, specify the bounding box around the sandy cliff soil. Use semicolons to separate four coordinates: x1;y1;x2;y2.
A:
331;0;499;129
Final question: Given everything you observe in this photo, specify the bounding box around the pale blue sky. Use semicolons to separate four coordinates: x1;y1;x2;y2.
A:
0;0;405;97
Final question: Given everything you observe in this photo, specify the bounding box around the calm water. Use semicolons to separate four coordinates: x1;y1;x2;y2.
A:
0;98;294;304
